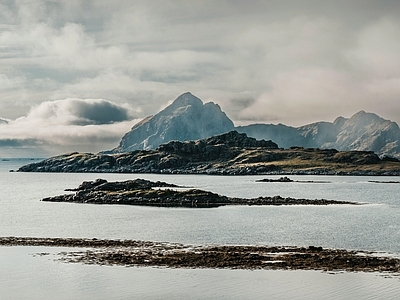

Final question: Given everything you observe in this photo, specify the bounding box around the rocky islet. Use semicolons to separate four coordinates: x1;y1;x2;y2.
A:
41;178;360;207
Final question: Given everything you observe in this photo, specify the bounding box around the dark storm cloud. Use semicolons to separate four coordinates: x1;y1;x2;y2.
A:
25;98;133;125
67;99;130;125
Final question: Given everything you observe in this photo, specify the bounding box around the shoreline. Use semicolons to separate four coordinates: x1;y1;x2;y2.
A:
1;237;399;274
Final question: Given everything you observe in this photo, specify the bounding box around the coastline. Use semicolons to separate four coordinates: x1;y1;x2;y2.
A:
16;131;400;176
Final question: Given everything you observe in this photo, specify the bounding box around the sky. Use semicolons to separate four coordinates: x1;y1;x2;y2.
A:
1;0;400;157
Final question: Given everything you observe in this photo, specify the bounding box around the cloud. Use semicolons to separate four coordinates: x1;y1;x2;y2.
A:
0;98;138;156
239;69;367;125
0;118;9;124
1;0;400;143
1;21;127;71
346;17;400;78
0;138;47;158
23;98;134;125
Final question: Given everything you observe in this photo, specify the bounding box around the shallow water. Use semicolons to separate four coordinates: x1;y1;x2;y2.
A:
1;158;399;299
1;246;399;300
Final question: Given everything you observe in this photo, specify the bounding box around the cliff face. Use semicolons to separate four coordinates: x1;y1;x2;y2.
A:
111;92;234;152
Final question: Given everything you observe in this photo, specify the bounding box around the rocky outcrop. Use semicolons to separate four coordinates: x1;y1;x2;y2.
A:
256;176;293;182
17;131;400;175
42;178;359;207
110;92;234;152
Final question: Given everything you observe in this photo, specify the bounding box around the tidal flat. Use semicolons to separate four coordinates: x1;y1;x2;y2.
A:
1;237;400;274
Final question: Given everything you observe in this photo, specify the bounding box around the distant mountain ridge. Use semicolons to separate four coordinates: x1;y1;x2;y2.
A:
111;92;400;158
237;110;400;158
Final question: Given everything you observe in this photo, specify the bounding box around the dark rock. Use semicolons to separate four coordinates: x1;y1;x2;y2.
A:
256;176;293;183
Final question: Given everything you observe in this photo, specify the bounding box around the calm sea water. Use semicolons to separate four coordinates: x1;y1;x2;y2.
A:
1;158;399;299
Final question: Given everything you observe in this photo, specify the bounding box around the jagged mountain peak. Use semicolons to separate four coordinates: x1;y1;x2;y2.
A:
174;91;201;104
340;111;394;134
325;111;399;155
237;110;400;158
347;110;387;126
110;92;234;152
165;92;203;111
333;116;346;127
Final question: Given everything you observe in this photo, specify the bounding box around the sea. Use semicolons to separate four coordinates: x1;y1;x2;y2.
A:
1;158;399;299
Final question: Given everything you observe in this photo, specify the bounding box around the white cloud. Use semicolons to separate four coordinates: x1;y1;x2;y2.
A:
346;18;400;78
1;21;127;71
1;0;400;152
0;73;25;90
0;98;138;156
239;69;366;125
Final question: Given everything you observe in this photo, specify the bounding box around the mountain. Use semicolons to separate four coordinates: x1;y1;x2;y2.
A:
0;118;9;124
238;111;400;158
234;123;303;149
110;92;234;152
320;111;400;158
109;92;400;158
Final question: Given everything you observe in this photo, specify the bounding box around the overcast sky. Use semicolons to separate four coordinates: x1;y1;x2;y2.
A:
1;0;400;156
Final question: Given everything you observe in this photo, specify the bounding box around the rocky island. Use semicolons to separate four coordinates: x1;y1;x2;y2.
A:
18;131;400;176
42;178;359;207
